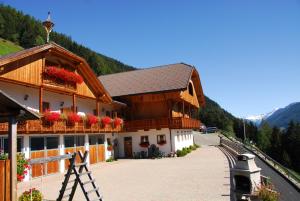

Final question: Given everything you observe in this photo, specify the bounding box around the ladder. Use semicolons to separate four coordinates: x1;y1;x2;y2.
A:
57;151;103;201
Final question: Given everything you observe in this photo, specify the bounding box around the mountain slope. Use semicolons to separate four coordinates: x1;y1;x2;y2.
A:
0;4;135;75
265;102;300;128
0;38;23;56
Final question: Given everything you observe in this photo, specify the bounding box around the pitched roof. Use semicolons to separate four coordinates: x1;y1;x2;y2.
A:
99;63;202;97
0;42;112;103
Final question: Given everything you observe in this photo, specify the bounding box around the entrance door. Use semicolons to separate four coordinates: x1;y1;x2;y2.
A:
124;137;132;158
89;135;105;164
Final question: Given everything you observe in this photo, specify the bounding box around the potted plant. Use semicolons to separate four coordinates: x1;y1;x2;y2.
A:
43;110;60;123
113;117;123;128
86;114;98;126
19;188;43;201
67;112;81;125
17;153;30;182
107;145;113;151
101;116;112;127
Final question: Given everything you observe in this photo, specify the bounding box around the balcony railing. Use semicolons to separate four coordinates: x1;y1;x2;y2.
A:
124;117;201;131
0;120;122;134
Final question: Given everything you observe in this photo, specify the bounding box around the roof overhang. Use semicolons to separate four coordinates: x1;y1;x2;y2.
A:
0;90;40;123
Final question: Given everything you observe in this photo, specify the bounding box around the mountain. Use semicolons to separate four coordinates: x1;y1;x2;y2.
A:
0;38;23;56
265;102;300;128
0;4;135;75
246;108;279;126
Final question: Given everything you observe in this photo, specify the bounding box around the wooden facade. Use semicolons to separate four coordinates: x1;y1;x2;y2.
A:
0;160;10;201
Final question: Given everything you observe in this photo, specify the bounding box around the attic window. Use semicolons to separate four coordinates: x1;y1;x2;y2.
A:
188;82;194;96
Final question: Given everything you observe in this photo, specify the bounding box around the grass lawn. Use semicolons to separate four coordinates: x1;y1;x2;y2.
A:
0;38;23;56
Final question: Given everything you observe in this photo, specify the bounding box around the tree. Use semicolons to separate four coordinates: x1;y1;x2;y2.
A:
269;126;282;161
257;122;272;151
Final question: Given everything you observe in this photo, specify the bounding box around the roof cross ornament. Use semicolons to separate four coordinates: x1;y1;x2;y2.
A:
42;11;55;43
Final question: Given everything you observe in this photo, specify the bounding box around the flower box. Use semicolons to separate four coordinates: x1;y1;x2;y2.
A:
67;113;81;125
139;142;150;148
43;111;60;122
113;117;123;127
44;66;83;85
86;114;98;126
101;116;112;127
157;140;167;145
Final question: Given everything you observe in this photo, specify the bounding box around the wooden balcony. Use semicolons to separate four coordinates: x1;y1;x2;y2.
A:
0;120;122;135
124;117;201;132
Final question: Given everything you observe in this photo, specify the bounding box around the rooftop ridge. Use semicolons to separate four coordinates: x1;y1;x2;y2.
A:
98;62;194;78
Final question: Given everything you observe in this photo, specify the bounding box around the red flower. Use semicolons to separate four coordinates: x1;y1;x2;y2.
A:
101;116;112;126
67;113;81;124
139;142;150;148
87;114;98;125
45;66;83;85
43;110;60;122
107;145;113;151
113;118;123;127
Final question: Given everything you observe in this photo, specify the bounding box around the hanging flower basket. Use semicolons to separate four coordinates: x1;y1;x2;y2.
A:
44;66;83;85
157;140;167;146
86;114;98;125
67;113;81;125
101;116;112;127
43;110;60;122
113;117;123;127
139;142;150;148
107;145;113;151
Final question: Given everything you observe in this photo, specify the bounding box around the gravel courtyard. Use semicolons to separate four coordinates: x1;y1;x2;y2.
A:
18;146;231;201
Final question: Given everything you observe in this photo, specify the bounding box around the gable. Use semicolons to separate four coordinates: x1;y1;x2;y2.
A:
0;43;111;102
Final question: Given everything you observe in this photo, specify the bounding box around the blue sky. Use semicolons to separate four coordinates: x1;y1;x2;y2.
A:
3;0;300;117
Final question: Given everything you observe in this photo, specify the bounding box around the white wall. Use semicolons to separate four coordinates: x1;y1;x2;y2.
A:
77;97;96;115
43;90;73;113
0;81;39;112
117;128;171;158
171;129;194;151
100;103;113;117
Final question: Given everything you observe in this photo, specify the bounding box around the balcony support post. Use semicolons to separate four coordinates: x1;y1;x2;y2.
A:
96;98;100;116
39;87;43;113
182;100;185;118
72;94;76;113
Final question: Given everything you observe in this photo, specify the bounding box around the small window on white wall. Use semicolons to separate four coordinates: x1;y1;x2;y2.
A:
141;136;149;143
157;135;166;145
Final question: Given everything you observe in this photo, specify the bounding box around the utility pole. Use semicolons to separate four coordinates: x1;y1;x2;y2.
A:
243;118;246;143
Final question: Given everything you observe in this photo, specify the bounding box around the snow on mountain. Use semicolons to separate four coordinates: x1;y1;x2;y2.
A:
245;108;279;126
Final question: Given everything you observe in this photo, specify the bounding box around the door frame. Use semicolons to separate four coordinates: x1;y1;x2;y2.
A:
124;137;133;158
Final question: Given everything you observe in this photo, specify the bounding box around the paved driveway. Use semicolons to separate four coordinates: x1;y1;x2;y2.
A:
18;146;230;201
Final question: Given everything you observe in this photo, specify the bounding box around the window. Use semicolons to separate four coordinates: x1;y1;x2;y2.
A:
75;135;85;147
30;137;45;151
64;136;75;148
107;138;112;146
157;135;166;144
89;135;104;145
46;137;58;149
106;111;111;117
42;102;50;112
141;136;149;143
97;135;104;144
188;82;194;96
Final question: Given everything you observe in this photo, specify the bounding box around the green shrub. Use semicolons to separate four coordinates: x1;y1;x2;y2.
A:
106;157;115;162
19;188;43;201
194;144;200;148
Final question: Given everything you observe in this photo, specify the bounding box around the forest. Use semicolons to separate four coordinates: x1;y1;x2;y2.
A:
200;96;300;174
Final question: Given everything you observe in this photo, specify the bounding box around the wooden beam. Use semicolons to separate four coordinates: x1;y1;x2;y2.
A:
8;116;17;201
39;87;43;113
72;94;76;113
182;101;185;118
96;99;100;116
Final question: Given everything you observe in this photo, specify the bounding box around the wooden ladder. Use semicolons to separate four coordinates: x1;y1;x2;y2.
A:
57;151;103;201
